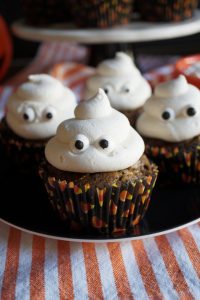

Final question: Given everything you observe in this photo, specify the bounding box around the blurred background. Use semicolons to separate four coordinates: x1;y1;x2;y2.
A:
1;0;200;80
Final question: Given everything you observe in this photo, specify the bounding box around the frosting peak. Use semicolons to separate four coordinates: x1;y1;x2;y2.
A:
84;52;152;110
155;75;188;98
75;89;112;119
16;74;63;101
45;89;144;173
6;74;77;140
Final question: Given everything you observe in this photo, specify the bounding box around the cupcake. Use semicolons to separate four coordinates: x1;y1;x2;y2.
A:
136;75;200;184
138;0;198;22
0;74;77;173
69;0;133;28
20;0;68;26
39;88;158;236
84;52;152;126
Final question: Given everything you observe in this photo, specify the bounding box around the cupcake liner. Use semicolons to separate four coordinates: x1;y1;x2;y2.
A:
145;137;200;184
20;0;67;26
39;165;158;236
0;118;46;174
138;0;198;22
70;0;133;28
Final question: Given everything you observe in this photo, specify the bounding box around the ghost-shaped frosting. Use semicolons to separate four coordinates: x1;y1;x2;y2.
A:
45;89;144;173
136;75;200;142
84;52;152;111
6;74;77;139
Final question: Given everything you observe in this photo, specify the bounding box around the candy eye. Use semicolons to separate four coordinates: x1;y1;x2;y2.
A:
161;108;175;121
43;106;56;120
97;136;114;153
102;84;112;95
186;106;196;117
121;84;131;93
70;134;89;153
99;139;109;149
75;140;84;150
22;107;35;122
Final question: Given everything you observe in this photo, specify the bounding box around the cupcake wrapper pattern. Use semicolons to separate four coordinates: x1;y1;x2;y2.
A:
145;141;200;184
39;167;158;236
0;119;45;174
70;0;133;28
138;0;198;22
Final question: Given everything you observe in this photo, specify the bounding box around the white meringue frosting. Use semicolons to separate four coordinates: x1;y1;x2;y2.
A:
84;52;152;111
6;74;77;139
136;75;200;142
45;89;144;173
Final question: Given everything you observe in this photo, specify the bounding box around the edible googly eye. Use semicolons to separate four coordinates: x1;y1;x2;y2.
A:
121;84;132;94
102;84;112;95
96;136;114;153
70;134;89;153
186;106;196;117
161;108;175;121
43;106;56;120
99;139;109;149
22;107;35;122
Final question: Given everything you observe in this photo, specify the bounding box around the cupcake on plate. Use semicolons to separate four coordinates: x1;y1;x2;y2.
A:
0;74;77;173
69;0;133;28
136;75;200;184
39;88;158;236
84;52;152;127
20;0;68;26
138;0;198;22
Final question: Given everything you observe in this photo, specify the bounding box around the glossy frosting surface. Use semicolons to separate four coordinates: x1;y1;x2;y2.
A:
6;74;77;139
45;89;144;172
136;75;200;142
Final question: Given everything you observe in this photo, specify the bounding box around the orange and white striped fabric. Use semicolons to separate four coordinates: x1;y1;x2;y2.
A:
0;42;200;299
0;223;200;299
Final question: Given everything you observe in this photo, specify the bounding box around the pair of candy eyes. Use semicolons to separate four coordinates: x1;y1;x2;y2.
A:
103;86;130;94
74;139;109;150
22;107;55;122
161;106;196;120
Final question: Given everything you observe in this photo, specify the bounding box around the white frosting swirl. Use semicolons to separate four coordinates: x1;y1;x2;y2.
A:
6;74;77;139
45;89;144;173
84;52;152;111
136;75;200;142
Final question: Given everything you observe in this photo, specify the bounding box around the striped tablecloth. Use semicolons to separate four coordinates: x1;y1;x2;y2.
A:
0;42;200;300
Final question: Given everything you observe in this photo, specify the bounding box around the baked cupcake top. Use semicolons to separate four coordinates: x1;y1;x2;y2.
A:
84;52;152;111
136;75;200;142
6;74;77;140
45;88;144;173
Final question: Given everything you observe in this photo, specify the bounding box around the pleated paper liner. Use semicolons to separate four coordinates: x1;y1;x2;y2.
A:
144;135;200;185
69;0;133;29
39;162;158;236
0;118;47;175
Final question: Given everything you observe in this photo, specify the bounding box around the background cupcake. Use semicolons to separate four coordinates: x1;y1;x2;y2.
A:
0;74;77;173
20;0;69;26
84;52;152;126
138;0;198;22
39;89;158;236
69;0;133;28
136;75;200;184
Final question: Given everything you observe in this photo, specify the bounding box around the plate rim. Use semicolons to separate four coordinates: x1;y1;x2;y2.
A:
0;216;199;243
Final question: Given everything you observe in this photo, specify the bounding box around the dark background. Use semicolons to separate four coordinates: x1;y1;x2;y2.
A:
1;0;200;75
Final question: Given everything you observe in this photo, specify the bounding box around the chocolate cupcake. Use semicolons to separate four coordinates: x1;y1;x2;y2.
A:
20;0;68;26
84;52;152;127
0;74;77;174
138;0;198;22
136;75;200;184
69;0;133;28
39;89;158;236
